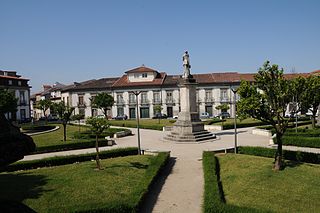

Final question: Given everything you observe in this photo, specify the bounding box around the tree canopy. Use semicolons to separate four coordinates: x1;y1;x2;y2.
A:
0;89;17;114
237;61;292;170
52;102;74;141
90;93;114;119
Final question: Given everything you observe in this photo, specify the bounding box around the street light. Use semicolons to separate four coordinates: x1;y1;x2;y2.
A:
131;91;142;155
231;87;238;154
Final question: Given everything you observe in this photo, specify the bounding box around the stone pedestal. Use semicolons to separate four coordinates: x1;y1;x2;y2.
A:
164;78;216;143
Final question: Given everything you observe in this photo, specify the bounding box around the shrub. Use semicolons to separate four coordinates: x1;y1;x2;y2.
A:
33;139;111;154
21;124;55;132
3;147;138;172
274;136;320;148
238;146;320;164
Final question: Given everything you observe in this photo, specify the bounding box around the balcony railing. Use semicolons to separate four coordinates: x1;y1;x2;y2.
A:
220;97;230;102
204;97;214;103
116;99;125;105
166;98;175;104
129;99;136;105
140;99;149;105
78;102;86;108
153;99;162;104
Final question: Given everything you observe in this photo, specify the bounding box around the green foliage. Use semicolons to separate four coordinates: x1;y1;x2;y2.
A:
0;89;17;114
71;113;84;121
153;104;162;113
279;136;320;148
4;147;138;172
35;99;52;118
238;146;320;164
86;117;109;135
52;102;74;122
215;104;230;112
21;124;55;132
90;92;114;118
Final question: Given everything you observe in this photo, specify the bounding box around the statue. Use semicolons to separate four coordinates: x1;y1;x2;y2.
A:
183;51;191;78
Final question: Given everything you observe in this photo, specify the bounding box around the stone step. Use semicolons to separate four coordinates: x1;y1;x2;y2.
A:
164;132;216;143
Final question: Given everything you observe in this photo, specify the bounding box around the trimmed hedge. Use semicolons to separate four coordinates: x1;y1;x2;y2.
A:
238;146;320;164
32;139;112;154
73;128;126;139
111;122;164;131
276;136;320;148
3;147;138;172
222;121;267;130
202;151;262;213
21;125;55;132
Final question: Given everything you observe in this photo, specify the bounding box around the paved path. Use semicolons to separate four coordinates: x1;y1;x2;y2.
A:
21;127;320;213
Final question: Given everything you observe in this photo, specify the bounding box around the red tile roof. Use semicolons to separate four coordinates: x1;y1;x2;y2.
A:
112;72;166;88
125;66;158;74
0;75;29;80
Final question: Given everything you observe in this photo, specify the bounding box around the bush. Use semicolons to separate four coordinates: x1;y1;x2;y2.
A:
3;147;138;172
275;136;320;148
21;124;55;132
33;139;112;154
238;146;320;164
222;121;266;130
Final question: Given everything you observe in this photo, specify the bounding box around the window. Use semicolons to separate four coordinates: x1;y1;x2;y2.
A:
129;93;135;103
117;107;124;116
78;96;84;106
19;91;26;105
8;80;12;85
134;73;140;78
20;109;26;120
205;90;212;102
18;81;21;86
79;108;85;115
153;92;160;103
141;92;148;104
142;73;148;78
220;89;228;101
117;94;124;104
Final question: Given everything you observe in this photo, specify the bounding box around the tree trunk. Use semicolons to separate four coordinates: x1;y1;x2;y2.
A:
63;122;67;142
273;133;283;171
95;135;101;170
312;116;316;129
78;120;80;133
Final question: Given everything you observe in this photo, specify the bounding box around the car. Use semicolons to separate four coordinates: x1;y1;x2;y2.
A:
218;112;230;118
96;114;106;119
112;114;128;120
172;115;178;119
152;113;167;119
200;112;210;119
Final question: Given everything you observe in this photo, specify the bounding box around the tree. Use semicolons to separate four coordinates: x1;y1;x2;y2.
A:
71;113;85;133
154;104;162;124
0;89;35;167
215;104;230;112
86;117;109;170
90;93;114;119
301;75;320;128
35;99;52;123
52;102;74;142
237;61;292;171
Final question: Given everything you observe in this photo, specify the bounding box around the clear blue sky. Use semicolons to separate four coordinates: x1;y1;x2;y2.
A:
1;0;319;92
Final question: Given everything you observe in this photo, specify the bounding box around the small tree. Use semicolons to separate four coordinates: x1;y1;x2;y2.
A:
52;102;74;142
90;93;114;119
154;104;162;124
216;104;230;123
0;89;18;120
86;117;109;170
35;99;52;123
72;113;85;133
301;75;320;128
237;61;292;171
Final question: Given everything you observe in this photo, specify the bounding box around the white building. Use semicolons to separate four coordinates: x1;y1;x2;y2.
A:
0;70;31;122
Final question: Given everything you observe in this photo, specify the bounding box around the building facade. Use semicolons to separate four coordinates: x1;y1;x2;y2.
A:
0;70;31;122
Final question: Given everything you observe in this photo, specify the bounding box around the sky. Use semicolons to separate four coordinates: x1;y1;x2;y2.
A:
1;0;319;92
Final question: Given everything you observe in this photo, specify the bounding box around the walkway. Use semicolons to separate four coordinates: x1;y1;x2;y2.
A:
21;127;320;213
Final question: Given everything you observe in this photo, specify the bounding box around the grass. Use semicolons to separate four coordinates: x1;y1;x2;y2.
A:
107;119;175;130
31;124;127;153
0;153;169;212
218;154;320;213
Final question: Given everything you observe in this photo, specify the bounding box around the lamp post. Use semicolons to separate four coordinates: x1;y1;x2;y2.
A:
231;87;238;154
131;91;142;155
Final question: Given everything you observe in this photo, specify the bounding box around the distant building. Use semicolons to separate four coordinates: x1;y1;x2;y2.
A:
31;66;319;120
0;70;31;122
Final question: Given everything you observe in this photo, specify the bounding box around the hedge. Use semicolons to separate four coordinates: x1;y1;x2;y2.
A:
21;125;56;132
73;128;126;139
111;122;164;131
202;151;261;213
238;146;320;164
222;121;267;130
274;136;320;148
2;147;138;172
32;139;112;154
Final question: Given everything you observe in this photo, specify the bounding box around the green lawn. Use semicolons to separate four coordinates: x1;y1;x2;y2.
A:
218;154;320;212
0;155;164;212
108;118;175;130
31;124;126;153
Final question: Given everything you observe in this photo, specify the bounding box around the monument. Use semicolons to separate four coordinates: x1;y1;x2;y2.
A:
164;51;216;142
